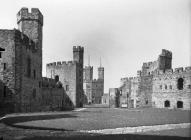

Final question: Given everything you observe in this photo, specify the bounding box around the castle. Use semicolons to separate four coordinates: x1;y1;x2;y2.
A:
0;8;84;114
46;46;84;107
114;49;191;110
83;63;104;104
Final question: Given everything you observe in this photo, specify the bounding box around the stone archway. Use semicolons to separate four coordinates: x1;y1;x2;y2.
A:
177;101;183;108
164;100;170;107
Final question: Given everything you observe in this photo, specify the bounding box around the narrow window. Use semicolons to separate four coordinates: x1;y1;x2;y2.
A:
39;81;41;88
177;78;184;90
33;70;36;79
0;52;2;58
3;63;6;70
3;86;6;97
66;85;69;91
165;85;167;90
27;58;31;77
188;85;191;89
169;85;172;90
160;85;162;89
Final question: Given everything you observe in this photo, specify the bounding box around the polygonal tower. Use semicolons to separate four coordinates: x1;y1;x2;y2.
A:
73;46;84;107
158;49;172;70
98;67;104;80
84;66;93;81
17;7;43;78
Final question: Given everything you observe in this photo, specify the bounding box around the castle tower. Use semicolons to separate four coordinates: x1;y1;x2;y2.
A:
73;46;84;107
84;56;93;81
17;7;43;78
98;67;104;80
158;49;172;70
73;46;84;65
84;66;93;81
98;58;104;80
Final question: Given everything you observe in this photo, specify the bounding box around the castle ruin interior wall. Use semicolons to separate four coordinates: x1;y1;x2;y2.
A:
46;62;77;107
152;67;191;109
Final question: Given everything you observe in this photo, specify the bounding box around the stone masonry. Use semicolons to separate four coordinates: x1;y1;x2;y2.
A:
46;46;84;107
0;7;80;114
83;65;104;104
118;49;191;110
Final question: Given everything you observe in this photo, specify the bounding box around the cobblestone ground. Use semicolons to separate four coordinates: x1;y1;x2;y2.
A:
0;108;190;140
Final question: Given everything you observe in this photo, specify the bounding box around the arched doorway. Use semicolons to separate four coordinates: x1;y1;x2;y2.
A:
164;100;170;107
177;101;183;108
177;78;184;90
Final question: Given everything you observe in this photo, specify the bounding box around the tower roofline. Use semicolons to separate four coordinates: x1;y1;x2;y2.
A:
17;7;43;26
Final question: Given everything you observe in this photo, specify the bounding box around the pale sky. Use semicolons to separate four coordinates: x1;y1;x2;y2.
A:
0;0;190;92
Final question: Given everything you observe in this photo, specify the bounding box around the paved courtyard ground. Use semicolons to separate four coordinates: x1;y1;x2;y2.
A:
0;107;190;140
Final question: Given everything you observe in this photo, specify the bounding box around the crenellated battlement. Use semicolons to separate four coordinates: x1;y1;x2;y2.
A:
84;66;93;69
17;7;43;26
46;60;77;67
73;46;84;52
153;66;191;76
142;61;154;67
160;49;172;58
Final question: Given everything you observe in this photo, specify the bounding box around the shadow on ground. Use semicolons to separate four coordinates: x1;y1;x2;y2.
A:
22;134;190;140
0;114;77;131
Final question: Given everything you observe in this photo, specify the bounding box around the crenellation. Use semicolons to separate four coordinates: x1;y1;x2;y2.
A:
73;46;84;52
160;49;172;58
47;61;77;68
57;61;61;65
85;66;93;69
17;7;43;26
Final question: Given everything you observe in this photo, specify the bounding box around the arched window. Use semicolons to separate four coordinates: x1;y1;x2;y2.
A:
177;78;184;90
177;101;183;108
164;100;170;107
55;75;59;82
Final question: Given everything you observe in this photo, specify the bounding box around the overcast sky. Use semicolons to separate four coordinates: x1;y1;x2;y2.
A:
1;0;190;92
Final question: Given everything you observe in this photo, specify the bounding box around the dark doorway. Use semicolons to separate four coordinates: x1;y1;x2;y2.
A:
164;100;170;107
177;101;183;108
177;78;184;90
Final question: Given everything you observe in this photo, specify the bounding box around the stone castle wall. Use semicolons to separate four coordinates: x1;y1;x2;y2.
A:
0;8;77;114
152;67;191;109
46;46;84;107
46;61;77;107
118;49;191;110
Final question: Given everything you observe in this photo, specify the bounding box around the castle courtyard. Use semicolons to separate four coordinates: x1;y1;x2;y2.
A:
0;107;190;139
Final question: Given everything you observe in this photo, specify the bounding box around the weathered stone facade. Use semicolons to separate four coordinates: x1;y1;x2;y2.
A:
83;65;104;104
152;67;191;110
118;49;191;110
0;8;78;114
0;7;43;113
46;46;84;107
